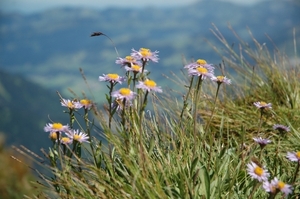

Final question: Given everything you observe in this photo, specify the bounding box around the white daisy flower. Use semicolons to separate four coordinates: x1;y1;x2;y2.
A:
253;101;272;109
99;73;126;84
111;88;137;101
44;123;69;133
61;98;83;109
66;129;89;143
131;48;159;63
246;161;270;182
286;151;300;162
136;79;162;93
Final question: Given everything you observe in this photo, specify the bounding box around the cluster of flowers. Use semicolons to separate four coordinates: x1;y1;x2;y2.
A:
43;99;92;145
99;48;162;106
247;102;297;196
184;59;231;84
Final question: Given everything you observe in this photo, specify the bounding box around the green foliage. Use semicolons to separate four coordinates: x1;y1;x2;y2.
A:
14;27;300;198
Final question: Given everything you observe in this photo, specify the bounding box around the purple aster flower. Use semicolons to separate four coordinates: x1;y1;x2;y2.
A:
79;99;93;110
131;48;159;63
99;73;126;84
112;88;137;101
66;129;90;143
211;76;231;85
253;101;272;109
286;151;300;162
246;161;270;182
125;64;147;74
184;59;215;71
115;56;141;67
136;79;162;93
273;124;290;133
263;178;293;196
188;67;214;79
253;137;271;148
44;123;69;133
61;98;83;110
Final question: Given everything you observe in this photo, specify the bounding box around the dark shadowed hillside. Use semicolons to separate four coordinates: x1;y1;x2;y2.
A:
0;70;68;151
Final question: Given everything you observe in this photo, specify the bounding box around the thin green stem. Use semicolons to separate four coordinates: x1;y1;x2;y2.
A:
257;109;264;134
292;161;300;184
206;84;221;170
180;76;194;120
205;83;221;131
83;108;97;166
108;82;115;129
193;76;203;140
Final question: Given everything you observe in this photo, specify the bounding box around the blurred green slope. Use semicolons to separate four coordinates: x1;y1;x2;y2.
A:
0;70;67;151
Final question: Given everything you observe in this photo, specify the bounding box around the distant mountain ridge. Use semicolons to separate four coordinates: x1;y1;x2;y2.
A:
0;0;299;102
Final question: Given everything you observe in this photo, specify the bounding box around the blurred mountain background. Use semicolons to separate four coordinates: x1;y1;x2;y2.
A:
0;0;299;151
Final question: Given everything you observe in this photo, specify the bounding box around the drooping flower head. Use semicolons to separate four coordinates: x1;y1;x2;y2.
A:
188;66;214;80
111;88;136;101
44;123;69;133
131;48;159;63
125;64;147;74
61;98;83;110
60;137;73;145
246;161;270;182
286;151;300;162
115;56;141;67
253;137;271;149
211;76;231;85
66;129;90;143
49;131;59;141
80;99;93;110
136;79;162;93
99;73;126;84
273;124;290;134
253;101;272;109
263;178;293;196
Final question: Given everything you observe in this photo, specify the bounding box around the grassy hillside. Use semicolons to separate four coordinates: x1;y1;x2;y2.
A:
9;25;300;198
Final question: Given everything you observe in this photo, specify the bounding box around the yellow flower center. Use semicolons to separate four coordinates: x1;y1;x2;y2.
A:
277;181;285;190
125;56;134;61
49;132;58;140
140;48;151;57
296;151;300;158
52;123;63;130
196;59;207;65
260;102;267;106
119;88;131;96
144;80;156;88
196;67;208;74
216;76;225;82
67;101;74;108
254;166;264;176
61;137;71;143
73;134;81;141
80;99;91;105
132;65;141;71
107;73;119;80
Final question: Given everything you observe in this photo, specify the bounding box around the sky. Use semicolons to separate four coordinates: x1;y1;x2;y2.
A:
1;0;265;14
